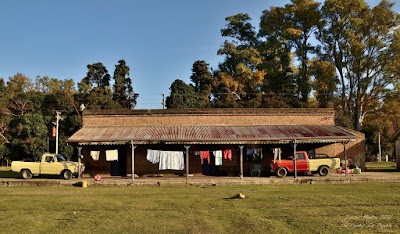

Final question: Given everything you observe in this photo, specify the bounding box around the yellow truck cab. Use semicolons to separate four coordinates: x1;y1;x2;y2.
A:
11;153;84;180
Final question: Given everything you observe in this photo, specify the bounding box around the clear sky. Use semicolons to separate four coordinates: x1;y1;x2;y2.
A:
1;0;397;109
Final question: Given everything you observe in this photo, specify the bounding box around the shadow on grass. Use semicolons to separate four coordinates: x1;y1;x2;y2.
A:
0;170;20;178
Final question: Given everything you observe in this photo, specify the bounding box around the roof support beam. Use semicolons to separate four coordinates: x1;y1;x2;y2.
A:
342;141;349;177
184;145;191;180
131;140;137;182
77;147;82;180
239;145;244;179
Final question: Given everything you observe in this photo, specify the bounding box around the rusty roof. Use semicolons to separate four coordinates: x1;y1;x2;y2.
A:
67;125;356;145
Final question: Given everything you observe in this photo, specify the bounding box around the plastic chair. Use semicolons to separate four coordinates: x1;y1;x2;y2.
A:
251;164;262;177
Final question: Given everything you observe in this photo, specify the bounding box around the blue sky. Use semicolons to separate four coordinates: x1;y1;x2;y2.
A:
1;0;397;109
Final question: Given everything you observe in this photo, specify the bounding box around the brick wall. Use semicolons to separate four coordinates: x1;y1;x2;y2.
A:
83;108;335;127
316;128;365;167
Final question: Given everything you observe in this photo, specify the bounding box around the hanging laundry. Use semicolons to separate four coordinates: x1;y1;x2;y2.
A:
246;149;254;155
246;148;263;162
223;149;232;160
255;148;263;159
146;149;160;164
105;149;118;161
90;151;100;161
159;151;184;170
246;149;255;161
200;151;210;164
171;151;185;170
214;150;223;166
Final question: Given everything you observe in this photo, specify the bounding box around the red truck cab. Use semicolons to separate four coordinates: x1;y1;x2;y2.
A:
271;151;340;178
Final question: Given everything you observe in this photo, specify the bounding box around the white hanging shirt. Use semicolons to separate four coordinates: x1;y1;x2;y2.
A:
105;149;118;161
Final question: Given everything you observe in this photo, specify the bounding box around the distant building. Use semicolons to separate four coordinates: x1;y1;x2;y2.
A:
67;108;365;178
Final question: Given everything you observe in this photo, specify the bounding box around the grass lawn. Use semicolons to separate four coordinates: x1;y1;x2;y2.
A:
0;183;399;234
365;161;397;172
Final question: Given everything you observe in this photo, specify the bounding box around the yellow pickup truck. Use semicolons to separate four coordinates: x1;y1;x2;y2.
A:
11;153;84;180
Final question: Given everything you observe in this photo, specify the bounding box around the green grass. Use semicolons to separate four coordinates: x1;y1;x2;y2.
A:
0;183;399;233
365;161;397;172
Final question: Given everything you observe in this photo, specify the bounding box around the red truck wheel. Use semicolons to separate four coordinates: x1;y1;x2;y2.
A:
275;167;287;178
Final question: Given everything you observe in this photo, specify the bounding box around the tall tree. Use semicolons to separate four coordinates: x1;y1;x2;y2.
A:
217;14;265;107
190;60;215;107
112;59;137;109
260;0;322;105
77;62;120;110
78;62;111;93
318;0;400;130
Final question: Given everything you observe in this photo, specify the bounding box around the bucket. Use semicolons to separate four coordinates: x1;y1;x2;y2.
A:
353;168;361;174
82;180;88;188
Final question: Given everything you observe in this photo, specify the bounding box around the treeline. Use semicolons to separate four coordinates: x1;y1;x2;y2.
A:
0;60;136;161
165;0;399;159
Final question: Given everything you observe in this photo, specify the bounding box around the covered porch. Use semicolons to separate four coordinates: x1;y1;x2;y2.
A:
68;124;357;180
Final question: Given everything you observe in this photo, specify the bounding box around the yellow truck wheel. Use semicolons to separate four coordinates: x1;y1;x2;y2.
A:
318;166;329;176
61;170;72;180
21;169;32;179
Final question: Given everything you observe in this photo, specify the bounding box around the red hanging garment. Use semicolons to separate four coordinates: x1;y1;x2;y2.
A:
223;149;232;160
200;151;210;164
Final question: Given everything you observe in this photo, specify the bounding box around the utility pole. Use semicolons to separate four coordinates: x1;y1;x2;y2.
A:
55;111;62;154
161;93;165;109
378;131;382;162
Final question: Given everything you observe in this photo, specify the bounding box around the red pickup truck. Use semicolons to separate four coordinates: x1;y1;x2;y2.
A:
271;151;340;178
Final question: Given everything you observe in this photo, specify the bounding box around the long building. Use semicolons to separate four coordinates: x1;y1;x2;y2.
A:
67;108;365;179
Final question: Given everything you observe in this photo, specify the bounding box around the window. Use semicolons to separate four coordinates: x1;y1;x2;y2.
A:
45;156;54;163
56;155;66;162
296;153;305;160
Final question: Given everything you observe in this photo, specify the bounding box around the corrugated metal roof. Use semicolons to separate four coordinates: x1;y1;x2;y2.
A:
67;125;356;145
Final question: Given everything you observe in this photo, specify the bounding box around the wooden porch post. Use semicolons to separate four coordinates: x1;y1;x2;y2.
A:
343;141;348;177
77;146;82;180
239;145;244;179
131;140;137;182
184;145;191;180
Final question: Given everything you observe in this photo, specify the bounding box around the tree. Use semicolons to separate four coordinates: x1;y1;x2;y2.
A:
318;0;400;130
309;59;338;108
217;14;265;108
363;84;400;160
166;80;203;109
190;60;215;107
260;0;322;105
78;62;111;93
77;62;121;110
7;109;47;160
112;59;137;109
220;13;258;47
